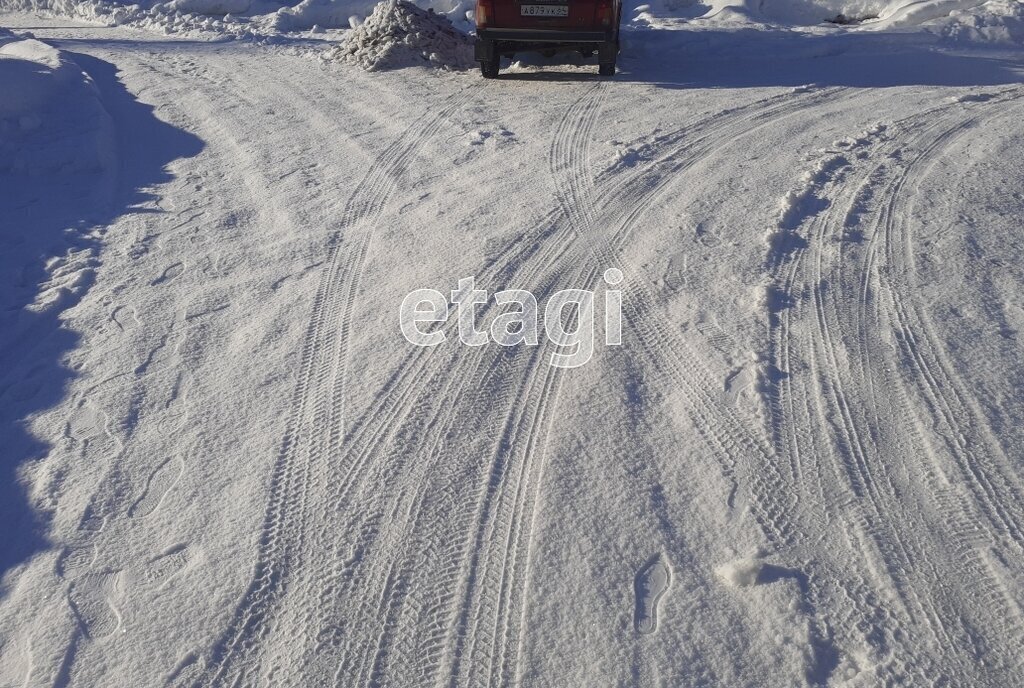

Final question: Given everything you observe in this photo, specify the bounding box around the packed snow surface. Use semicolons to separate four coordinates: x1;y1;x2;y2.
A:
2;4;1024;688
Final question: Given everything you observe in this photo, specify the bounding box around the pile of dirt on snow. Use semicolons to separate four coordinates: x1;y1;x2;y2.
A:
330;0;474;70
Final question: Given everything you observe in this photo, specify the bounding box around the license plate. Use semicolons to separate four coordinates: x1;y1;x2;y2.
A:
520;4;568;16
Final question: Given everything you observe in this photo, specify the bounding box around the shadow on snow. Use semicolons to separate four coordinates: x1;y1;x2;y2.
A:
499;27;1024;88
0;50;203;589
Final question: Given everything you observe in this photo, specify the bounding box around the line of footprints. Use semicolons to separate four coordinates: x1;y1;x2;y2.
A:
58;454;188;641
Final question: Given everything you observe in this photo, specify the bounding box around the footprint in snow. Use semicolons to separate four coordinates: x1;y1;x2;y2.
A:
151;262;185;286
635;554;671;635
131;545;191;589
57;542;97;580
128;456;183;519
68;572;121;640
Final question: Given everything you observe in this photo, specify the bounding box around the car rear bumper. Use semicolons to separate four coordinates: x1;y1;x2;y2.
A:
477;28;612;42
475;29;617;62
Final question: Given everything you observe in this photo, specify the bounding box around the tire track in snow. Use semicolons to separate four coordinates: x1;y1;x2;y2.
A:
233;81;602;688
450;85;608;688
825;120;997;682
457;85;858;683
316;84;607;688
879;103;1024;550
192;86;474;687
136;52;396;686
871;93;1024;680
771;163;926;684
544;87;861;551
550;89;861;553
455;86;863;686
201;82;852;686
441;85;852;686
767;110;946;685
305;78;746;685
290;80;598;683
783;120;956;683
853;106;1024;683
766;87;1024;684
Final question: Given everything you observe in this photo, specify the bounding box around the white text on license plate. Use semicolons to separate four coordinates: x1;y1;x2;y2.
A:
520;4;568;16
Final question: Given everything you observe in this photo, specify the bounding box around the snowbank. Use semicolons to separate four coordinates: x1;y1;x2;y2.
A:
166;0;252;15
0;0;472;36
0;0;261;37
326;0;473;70
941;0;1024;44
0;37;114;175
269;0;367;30
5;0;1021;45
630;0;1024;45
0;36;114;313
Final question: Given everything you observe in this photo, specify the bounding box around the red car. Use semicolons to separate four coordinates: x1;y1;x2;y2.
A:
474;0;622;78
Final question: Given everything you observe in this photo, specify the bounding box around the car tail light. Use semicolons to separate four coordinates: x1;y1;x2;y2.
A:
476;0;493;28
596;0;612;25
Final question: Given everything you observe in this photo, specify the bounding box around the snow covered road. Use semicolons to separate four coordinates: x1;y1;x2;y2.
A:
2;12;1024;687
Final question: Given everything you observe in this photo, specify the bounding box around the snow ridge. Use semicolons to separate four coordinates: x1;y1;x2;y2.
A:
768;122;887;260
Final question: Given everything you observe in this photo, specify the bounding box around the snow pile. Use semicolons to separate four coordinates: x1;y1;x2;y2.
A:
940;0;1024;44
327;0;474;70
716;558;765;587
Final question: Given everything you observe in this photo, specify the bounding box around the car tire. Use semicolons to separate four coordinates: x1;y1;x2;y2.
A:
598;38;618;77
481;59;500;79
